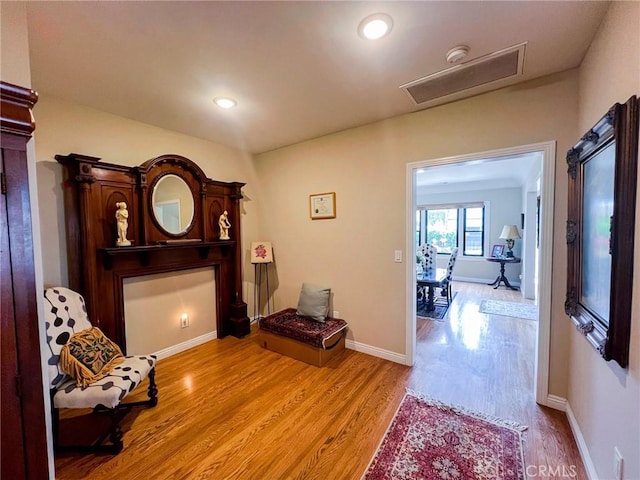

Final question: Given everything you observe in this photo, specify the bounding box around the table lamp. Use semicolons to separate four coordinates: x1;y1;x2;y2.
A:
499;225;521;258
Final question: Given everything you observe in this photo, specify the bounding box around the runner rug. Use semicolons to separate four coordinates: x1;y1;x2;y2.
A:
479;299;538;321
364;391;527;480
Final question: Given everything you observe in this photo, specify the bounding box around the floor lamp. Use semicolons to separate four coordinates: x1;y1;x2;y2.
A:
251;242;274;319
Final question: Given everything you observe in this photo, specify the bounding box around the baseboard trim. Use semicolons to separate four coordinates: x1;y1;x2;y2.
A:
345;339;407;365
566;401;599;479
545;394;567;412
544;396;598;479
153;331;217;360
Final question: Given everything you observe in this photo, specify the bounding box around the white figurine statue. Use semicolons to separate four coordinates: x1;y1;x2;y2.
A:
115;202;131;247
219;210;231;240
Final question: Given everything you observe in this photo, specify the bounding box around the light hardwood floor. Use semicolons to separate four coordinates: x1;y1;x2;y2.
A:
55;281;586;479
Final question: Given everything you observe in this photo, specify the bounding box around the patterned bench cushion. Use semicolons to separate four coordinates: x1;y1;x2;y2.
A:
259;308;348;349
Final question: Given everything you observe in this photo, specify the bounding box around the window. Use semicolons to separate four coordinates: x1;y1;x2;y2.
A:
417;204;485;257
463;207;484;256
425;208;458;254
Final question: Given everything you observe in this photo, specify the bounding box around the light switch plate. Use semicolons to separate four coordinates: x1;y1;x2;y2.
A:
394;250;402;263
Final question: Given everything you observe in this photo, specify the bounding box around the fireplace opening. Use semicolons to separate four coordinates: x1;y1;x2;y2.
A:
123;267;217;357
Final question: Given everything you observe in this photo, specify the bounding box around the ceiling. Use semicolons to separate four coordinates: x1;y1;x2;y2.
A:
416;152;542;193
25;1;609;155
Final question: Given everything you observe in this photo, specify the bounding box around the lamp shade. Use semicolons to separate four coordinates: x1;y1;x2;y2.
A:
499;224;521;240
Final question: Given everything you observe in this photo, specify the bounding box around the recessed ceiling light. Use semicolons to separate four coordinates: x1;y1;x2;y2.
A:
358;13;393;40
213;97;237;109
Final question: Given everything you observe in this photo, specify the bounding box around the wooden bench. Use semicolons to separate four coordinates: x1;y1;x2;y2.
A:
258;308;348;367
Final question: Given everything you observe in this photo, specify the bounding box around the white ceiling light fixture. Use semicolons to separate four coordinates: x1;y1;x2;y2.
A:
358;13;393;40
446;45;469;64
213;97;237;109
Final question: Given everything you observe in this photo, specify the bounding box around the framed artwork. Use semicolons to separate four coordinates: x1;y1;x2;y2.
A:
250;241;273;264
491;245;505;258
565;95;638;368
309;192;336;219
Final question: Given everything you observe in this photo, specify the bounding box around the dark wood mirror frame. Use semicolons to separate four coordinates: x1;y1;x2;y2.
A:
565;95;638;368
56;153;250;351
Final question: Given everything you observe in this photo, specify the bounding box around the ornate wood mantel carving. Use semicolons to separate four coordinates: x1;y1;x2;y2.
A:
56;153;249;351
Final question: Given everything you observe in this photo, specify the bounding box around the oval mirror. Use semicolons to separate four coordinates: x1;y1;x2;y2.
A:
152;174;194;235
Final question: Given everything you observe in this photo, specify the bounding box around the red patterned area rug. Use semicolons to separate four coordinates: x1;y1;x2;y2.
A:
364;392;527;480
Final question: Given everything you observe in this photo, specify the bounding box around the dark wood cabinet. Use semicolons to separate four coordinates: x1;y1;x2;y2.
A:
1;81;50;479
56;153;250;351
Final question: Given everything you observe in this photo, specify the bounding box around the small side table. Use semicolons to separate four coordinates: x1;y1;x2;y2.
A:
486;257;521;290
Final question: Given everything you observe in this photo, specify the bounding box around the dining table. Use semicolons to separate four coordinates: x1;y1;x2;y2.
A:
417;267;447;311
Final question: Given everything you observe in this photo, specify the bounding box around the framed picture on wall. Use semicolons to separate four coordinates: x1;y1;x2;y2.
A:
250;242;273;264
565;95;638;368
309;192;336;219
491;245;505;258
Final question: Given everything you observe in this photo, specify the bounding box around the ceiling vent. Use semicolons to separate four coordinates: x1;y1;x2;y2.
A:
400;43;527;106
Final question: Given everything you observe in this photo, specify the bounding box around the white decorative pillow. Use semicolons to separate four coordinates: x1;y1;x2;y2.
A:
296;283;330;322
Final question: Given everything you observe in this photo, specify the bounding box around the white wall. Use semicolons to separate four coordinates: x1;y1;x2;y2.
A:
520;157;542;300
416;186;523;284
569;2;640;479
521;191;538;300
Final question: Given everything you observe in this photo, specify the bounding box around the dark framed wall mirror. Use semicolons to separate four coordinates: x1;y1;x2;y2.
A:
565;95;639;368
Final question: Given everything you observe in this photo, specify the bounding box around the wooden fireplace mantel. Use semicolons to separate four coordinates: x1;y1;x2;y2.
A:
98;240;235;269
56;153;250;351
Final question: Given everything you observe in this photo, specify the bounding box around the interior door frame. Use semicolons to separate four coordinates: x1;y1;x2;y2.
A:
405;141;556;407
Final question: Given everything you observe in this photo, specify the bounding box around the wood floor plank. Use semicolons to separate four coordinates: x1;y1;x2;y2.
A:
54;281;586;479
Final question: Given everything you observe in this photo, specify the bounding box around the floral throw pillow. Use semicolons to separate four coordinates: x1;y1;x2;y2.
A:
59;327;124;388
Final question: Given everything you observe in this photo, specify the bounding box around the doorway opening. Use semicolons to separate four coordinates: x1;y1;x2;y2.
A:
405;141;556;406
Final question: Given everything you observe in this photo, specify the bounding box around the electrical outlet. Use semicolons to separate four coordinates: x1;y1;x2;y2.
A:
614;447;623;480
333;310;340;318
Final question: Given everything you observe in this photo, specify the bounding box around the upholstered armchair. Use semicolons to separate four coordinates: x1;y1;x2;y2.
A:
44;287;158;454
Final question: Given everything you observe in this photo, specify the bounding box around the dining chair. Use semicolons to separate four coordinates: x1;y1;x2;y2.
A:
417;244;438;303
417;244;438;271
438;247;459;305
